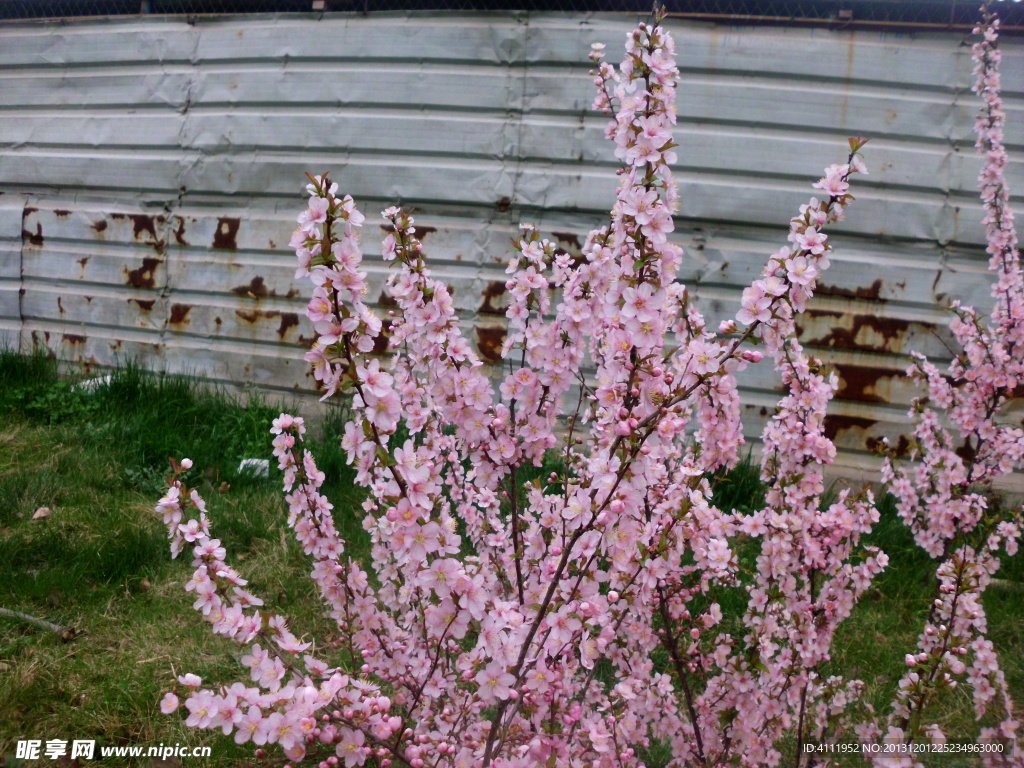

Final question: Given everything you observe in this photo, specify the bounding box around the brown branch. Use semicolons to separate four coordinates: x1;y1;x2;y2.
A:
0;607;76;642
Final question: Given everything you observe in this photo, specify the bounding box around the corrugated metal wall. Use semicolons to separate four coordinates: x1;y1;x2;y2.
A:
0;12;1021;476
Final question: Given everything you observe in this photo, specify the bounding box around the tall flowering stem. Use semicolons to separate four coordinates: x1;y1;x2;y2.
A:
148;12;925;768
876;4;1024;762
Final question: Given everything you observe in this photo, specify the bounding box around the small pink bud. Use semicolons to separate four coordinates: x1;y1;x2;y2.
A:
608;591;619;603
905;654;917;667
180;458;193;470
609;499;625;513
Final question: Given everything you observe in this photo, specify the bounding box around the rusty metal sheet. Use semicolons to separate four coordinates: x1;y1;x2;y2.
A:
0;197;25;350
1;12;1021;479
190;64;513;111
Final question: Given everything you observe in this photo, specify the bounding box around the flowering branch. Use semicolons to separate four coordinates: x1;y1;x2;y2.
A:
874;3;1023;761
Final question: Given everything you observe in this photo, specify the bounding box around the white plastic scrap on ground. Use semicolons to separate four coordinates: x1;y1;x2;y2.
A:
72;375;111;393
237;458;269;478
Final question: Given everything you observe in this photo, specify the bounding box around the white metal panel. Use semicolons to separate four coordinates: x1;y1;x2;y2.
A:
0;11;1021;477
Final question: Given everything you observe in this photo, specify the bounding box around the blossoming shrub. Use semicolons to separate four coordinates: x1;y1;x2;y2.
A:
871;5;1023;760
154;7;1021;767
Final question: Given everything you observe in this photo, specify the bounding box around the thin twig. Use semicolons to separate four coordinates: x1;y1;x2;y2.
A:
0;607;76;641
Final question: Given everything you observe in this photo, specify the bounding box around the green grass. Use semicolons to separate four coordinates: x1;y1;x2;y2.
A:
0;350;364;767
0;350;1019;767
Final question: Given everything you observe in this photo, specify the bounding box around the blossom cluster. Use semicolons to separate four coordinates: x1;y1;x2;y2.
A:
154;6;1019;767
875;4;1023;763
156;454;407;766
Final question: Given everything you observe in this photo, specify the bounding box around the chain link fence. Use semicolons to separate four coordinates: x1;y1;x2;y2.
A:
1;0;1022;31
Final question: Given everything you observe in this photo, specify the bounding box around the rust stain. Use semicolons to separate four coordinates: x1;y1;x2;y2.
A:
62;333;86;346
865;433;911;458
955;438;977;464
371;319;394;354
131;298;156;312
231;276;269;298
117;214;167;253
173;217;188;246
233;307;298;336
24;206;37;215
169;303;191;325
214;316;222;326
54;209;70;218
822;414;877;443
479;281;507;315
129;214;160;240
22;223;44;247
91;220;107;233
816;279;885;302
125;257;162;289
476;327;506;363
834;363;898;404
268;239;277;249
277;312;299;339
235;309;262;324
495;197;512;212
551;231;582;250
57;297;64;314
77;256;90;270
378;289;397;308
797;311;930;355
213;217;240;250
285;288;299;299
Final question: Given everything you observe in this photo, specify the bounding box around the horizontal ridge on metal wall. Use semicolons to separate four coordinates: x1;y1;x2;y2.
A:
3;0;1024;33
